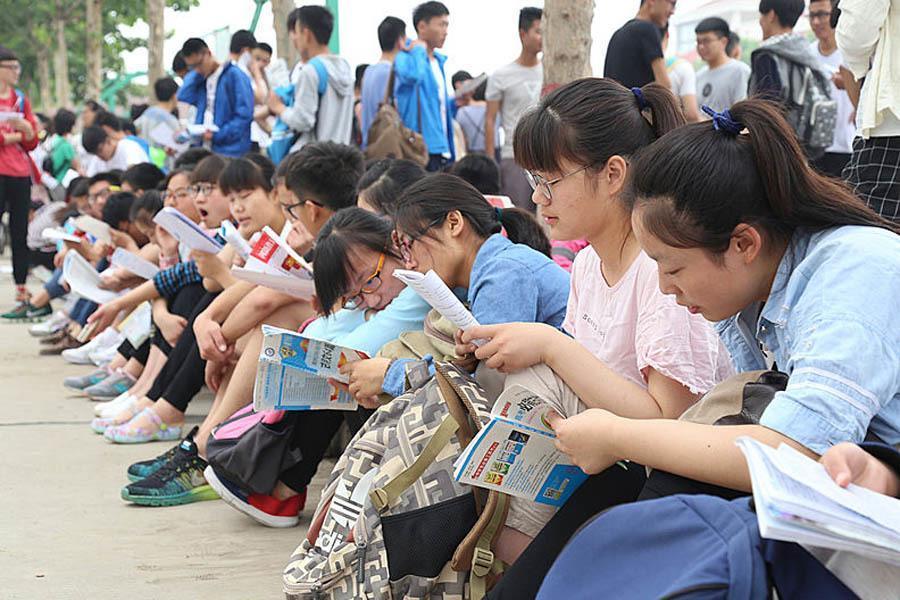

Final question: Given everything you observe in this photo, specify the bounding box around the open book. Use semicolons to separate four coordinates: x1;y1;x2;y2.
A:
453;384;588;507
117;302;153;347
153;207;223;254
219;220;252;260
231;226;314;299
62;252;120;304
253;325;368;412
42;227;82;244
111;248;159;279
393;269;484;345
73;215;112;244
736;437;900;566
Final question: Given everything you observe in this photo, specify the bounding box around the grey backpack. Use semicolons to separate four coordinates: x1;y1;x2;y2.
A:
282;362;509;599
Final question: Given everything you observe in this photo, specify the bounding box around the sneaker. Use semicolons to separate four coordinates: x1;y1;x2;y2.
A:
84;370;134;400
126;427;199;482
94;392;136;418
25;304;52;321
2;301;32;322
204;465;305;528
104;408;183;444
121;436;219;506
62;328;123;365
63;368;110;391
89;342;121;367
29;310;67;337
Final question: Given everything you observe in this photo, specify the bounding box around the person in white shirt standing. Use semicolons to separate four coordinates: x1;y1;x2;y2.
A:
485;7;543;210
807;0;855;177
837;0;900;222
695;17;751;115
662;26;700;123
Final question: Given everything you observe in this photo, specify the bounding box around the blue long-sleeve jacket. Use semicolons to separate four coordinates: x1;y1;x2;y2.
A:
392;44;456;159
177;63;254;157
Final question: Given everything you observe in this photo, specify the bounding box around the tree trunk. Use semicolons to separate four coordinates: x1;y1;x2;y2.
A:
36;47;53;112
85;0;103;102
541;0;594;96
272;0;298;70
53;4;72;109
147;0;166;88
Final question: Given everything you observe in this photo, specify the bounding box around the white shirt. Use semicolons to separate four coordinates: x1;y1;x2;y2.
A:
809;41;857;153
430;57;450;158
104;137;149;171
485;61;543;160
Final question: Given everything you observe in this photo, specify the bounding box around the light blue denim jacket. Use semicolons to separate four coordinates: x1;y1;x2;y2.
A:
716;226;900;454
382;234;570;395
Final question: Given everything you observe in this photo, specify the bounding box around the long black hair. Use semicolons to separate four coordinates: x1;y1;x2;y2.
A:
313;207;401;315
628;98;899;256
392;173;551;257
219;156;274;195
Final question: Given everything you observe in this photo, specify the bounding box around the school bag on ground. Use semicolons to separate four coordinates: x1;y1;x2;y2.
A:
364;68;428;166
282;361;510;599
537;494;856;600
268;57;328;165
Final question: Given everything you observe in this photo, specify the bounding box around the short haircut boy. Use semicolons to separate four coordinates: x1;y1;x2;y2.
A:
449;153;501;195
230;29;257;54
153;77;179;103
284;141;365;212
294;6;334;45
101;191;137;228
123;163;166;193
377;16;406;51
53;109;77;136
413;1;449;31
695;16;730;38
181;37;208;58
758;0;805;28
519;7;542;31
81;126;109;155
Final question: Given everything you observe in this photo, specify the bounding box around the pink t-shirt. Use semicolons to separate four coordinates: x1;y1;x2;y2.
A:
563;247;733;395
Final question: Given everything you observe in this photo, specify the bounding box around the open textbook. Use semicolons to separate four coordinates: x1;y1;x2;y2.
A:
231;227;314;299
736;437;900;566
392;269;485;345
72;215;112;244
62;252;120;304
42;227;82;244
253;325;368;412
117;302;153;347
111;248;159;279
453;384;588;507
153;207;223;254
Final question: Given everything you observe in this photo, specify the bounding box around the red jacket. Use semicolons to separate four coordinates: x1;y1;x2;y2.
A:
0;87;38;178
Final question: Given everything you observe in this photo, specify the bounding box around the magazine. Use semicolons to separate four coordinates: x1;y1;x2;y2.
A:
110;248;159;279
453;384;588;507
153;207;223;254
253;325;369;412
736;437;900;566
230;227;314;298
392;269;484;345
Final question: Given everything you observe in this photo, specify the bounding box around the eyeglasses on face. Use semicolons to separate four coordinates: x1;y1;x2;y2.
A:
524;165;590;201
342;252;385;309
165;187;192;201
392;216;445;263
187;183;217;197
280;197;322;220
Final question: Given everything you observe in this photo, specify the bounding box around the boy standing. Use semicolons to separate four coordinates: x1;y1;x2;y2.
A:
695;17;751;114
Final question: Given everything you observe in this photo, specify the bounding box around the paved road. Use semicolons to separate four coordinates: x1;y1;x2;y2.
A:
0;269;329;599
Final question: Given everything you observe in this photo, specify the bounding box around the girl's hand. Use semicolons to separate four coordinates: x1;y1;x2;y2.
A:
205;359;230;393
194;315;232;363
156;311;188;347
156;225;180;258
821;442;900;497
339;357;391;407
546;409;622;475
87;299;123;332
462;322;560;373
109;228;139;252
191;250;228;281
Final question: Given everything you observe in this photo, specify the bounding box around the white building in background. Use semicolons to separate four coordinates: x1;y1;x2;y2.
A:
669;0;812;61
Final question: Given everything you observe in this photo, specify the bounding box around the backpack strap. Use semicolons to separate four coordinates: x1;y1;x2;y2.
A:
453;491;510;600
308;57;328;96
382;66;396;106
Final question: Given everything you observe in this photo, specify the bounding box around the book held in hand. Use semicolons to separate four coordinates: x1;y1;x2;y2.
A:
453;384;588;507
253;325;368;412
230;226;314;299
153;207;223;254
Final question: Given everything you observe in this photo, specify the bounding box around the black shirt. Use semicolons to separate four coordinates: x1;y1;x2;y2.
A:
603;19;664;88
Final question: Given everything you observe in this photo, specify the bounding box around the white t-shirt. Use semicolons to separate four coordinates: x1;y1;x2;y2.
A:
204;63;226;127
430;57;450;158
485;61;543;159
105;137;149;171
667;58;697;99
696;59;751;115
809;41;856;154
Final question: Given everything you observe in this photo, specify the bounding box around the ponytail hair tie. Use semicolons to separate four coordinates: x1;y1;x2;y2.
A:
631;87;648;111
701;105;744;136
494;207;503;222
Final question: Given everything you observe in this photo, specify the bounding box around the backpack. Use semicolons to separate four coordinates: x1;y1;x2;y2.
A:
282;361;510;600
537;494;855;600
756;49;837;160
269;57;328;165
364;67;429;166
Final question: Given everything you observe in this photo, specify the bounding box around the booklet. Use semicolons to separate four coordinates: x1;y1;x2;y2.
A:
111;247;159;279
73;215;112;244
42;227;82;244
219;220;252;260
153;206;223;254
736;437;900;566
453;384;588;507
392;269;484;345
253;325;368;412
248;226;314;277
231;267;315;299
62;251;121;304
117;302;153;347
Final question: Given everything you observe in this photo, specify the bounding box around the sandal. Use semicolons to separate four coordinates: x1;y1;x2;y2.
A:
104;408;184;444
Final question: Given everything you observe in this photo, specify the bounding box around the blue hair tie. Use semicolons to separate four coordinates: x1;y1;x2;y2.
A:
631;87;648;111
701;105;744;136
494;207;503;222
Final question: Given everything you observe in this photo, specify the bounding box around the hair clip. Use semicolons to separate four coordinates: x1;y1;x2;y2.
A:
631;87;648;111
701;105;744;136
494;207;503;222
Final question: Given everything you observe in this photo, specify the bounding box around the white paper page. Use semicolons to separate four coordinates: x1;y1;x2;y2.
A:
219;220;252;259
231;267;315;299
73;215;112;244
490;384;567;433
62;252;120;304
42;228;81;243
117;302;153;347
456;73;487;97
187;123;220;136
153;207;223;254
111;248;159;279
392;269;483;343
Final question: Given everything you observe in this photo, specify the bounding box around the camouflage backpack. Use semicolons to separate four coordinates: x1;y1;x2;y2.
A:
282;362;510;599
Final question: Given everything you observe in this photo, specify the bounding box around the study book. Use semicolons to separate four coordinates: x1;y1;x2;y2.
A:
453;384;588;507
736;437;900;566
231;227;314;298
111;247;159;279
392;269;485;345
253;325;368;412
153;207;224;254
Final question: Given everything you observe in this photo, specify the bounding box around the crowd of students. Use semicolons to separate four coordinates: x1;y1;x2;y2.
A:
0;0;898;596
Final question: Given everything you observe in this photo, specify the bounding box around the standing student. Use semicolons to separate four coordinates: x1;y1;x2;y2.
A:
0;45;38;312
485;6;543;209
838;0;900;222
727;31;743;60
695;17;751;114
178;37;254;157
604;0;675;89
268;5;354;151
394;1;455;171
461;78;733;600
452;71;496;155
135;77;182;163
360;16;407;150
662;26;700;122
806;0;855;178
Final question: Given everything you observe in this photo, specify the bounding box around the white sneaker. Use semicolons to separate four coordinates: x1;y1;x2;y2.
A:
89;342;121;367
61;327;123;365
29;311;69;337
94;392;136;418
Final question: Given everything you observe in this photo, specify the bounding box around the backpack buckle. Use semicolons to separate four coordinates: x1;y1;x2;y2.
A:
471;547;494;577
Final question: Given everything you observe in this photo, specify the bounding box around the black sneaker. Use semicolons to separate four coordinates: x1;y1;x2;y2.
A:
121;430;219;507
126;426;198;482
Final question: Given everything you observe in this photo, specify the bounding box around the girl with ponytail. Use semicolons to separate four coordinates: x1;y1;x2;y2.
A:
544;98;900;510
460;78;735;600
